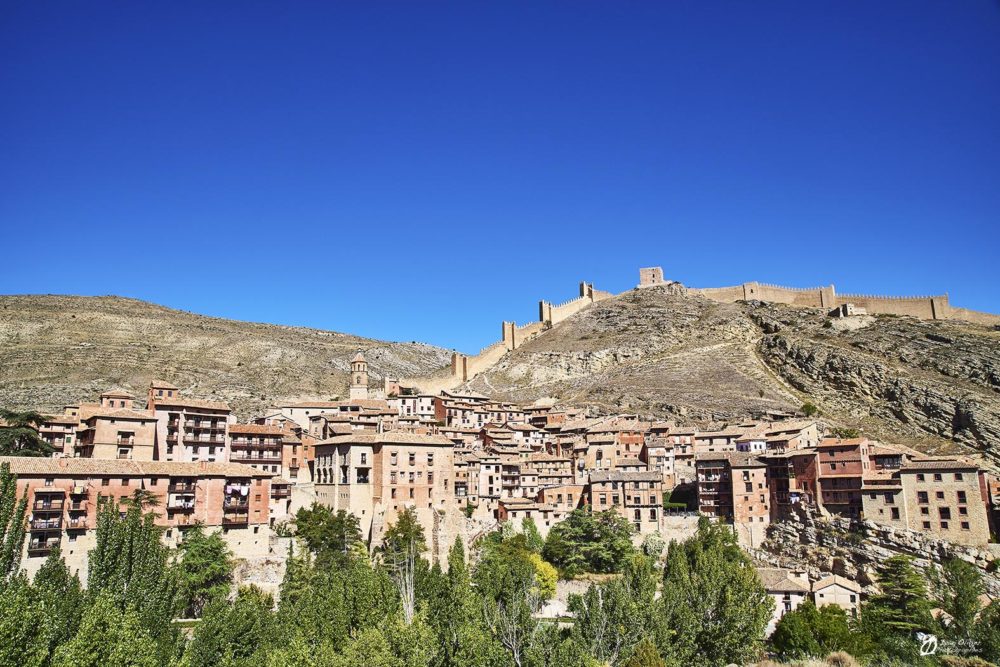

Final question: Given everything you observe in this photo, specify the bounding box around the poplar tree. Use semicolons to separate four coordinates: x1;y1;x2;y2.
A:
0;462;27;585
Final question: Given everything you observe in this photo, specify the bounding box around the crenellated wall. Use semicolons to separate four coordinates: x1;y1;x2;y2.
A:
450;281;610;382
684;274;1000;326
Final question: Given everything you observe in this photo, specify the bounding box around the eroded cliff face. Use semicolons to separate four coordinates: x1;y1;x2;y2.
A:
752;303;1000;464
465;286;1000;466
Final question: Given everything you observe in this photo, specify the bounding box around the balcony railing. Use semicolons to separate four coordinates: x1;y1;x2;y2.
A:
28;541;60;556
271;488;291;499
222;514;248;525
230;454;281;463
116;438;135;446
68;501;87;512
169;501;195;512
30;518;62;530
224;500;249;511
67;517;87;530
185;421;225;430
169;482;197;493
70;485;87;496
183;436;226;444
33;499;64;512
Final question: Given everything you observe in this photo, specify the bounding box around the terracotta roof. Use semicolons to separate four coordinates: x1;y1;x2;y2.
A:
41;416;80;425
150;381;179;390
818;438;868;448
315;432;454;447
352;352;366;362
152;398;232;411
229;424;285;436
590;470;661;483
902;459;979;472
83;408;155;422
757;568;811;593
813;575;862;593
0;456;271;478
697;452;766;467
100;390;134;399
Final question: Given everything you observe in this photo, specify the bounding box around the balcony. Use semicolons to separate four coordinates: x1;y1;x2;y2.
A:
168;500;195;512
224;499;249;511
27;540;60;557
30;517;62;531
68;500;87;512
230;454;281;464
185;421;225;430
271;487;291;499
67;517;87;530
70;485;87;496
33;499;64;512
115;438;136;446
183;436;226;445
222;513;249;525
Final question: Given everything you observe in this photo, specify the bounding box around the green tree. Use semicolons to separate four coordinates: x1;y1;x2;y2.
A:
542;509;635;577
33;550;85;658
0;574;49;667
931;558;985;641
87;493;178;662
858;555;934;664
475;534;544;667
175;524;235;618
621;639;666;667
294;504;364;566
52;593;160;667
801;402;819;417
0;462;28;585
184;586;276;667
0;409;53;457
973;600;1000;664
656;518;773;667
521;518;544;554
768;600;855;660
381;507;427;563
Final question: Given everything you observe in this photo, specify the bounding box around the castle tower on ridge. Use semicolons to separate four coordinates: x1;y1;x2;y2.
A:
350;352;369;400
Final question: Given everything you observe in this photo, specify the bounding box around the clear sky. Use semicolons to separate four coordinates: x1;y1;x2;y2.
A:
2;2;998;352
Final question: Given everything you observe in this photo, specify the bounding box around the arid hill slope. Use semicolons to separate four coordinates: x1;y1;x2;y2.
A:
464;285;1000;466
0;295;451;418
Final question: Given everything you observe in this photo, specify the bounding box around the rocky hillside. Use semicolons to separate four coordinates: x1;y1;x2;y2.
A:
464;285;1000;467
0;295;451;419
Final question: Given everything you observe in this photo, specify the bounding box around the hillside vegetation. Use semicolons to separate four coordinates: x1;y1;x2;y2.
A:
0;295;451;418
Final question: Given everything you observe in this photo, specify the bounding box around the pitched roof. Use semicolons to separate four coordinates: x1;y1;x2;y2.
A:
152;398;232;411
697;452;766;467
902;459;979;472
590;470;661;483
0;456;271;478
756;568;811;593
813;575;862;593
315;432;454;447
228;424;286;436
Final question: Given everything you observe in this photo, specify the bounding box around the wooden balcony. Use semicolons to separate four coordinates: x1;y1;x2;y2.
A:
222;513;248;525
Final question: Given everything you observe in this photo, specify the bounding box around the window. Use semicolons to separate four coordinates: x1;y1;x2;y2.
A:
745;482;752;493
955;472;963;481
959;506;968;516
957;491;967;503
936;491;944;500
920;507;929;515
890;507;900;520
122;478;130;487
917;491;928;504
916;473;925;481
408;488;414;499
390;453;398;465
408;453;415;465
923;521;931;529
428;453;434;466
360;452;367;465
939;507;951;520
940;521;949;530
933;473;942;482
961;522;970;530
391;488;397;499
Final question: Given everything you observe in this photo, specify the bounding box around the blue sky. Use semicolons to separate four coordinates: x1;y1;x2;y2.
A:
2;2;998;352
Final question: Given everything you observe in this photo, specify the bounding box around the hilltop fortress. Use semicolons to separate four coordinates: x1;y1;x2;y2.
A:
443;266;1000;386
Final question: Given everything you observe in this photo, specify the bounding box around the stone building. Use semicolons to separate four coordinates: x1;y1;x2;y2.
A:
313;432;456;542
696;452;770;547
897;460;991;547
757;567;811;635
588;469;663;534
2;456;272;581
349;352;369;401
148;383;234;463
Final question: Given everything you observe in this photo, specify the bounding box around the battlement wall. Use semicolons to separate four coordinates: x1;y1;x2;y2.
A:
450;280;611;382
